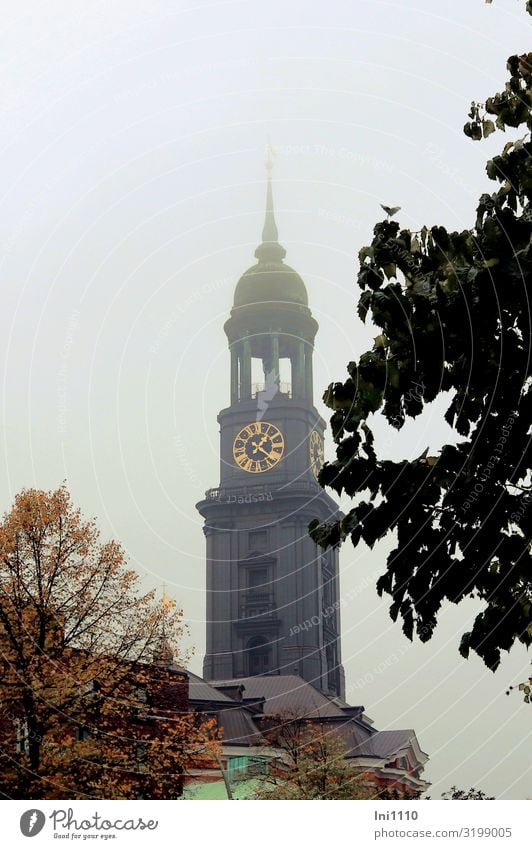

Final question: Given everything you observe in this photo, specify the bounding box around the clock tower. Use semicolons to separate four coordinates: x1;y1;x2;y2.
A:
196;164;345;699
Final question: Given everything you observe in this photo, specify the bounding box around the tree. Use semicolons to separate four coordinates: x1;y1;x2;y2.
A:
252;712;379;800
439;785;495;800
0;484;220;798
310;4;532;671
507;671;532;703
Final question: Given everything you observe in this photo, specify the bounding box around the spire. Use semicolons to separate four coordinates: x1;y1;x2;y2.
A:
255;143;286;263
153;585;175;668
262;151;279;242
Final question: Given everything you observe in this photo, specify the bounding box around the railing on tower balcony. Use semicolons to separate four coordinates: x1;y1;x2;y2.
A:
204;480;319;502
251;381;291;399
239;593;276;620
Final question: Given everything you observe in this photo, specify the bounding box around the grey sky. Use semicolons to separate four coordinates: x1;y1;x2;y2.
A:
0;0;530;798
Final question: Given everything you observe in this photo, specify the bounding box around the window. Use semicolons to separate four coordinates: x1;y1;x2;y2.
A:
248;757;268;776
135;685;148;702
82;679;100;701
227;756;248;779
321;556;334;611
249;530;267;550
246;606;270;618
326;644;336;690
248;568;268;590
132;685;149;720
136;742;146;772
247;636;272;676
15;720;28;754
76;726;91;742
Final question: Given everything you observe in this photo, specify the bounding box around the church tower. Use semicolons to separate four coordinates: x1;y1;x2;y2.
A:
196;161;345;699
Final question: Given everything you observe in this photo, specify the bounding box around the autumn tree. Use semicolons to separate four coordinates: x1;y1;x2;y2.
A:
253;712;378;800
0;484;220;799
441;785;495;800
310;4;532;671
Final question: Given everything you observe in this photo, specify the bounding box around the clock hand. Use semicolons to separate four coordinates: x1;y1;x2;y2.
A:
253;443;278;461
250;434;269;455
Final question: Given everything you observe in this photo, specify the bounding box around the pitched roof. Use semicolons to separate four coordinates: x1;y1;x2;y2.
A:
366;730;416;759
217;708;265;746
344;727;429;764
191;673;428;764
184;670;267;747
210;675;351;719
186;670;235;705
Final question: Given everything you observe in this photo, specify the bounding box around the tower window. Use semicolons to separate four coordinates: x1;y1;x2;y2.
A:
248;530;267;550
247;636;272;676
248;567;269;590
326;644;337;691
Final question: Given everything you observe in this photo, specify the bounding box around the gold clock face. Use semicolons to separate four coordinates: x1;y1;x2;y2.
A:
309;430;324;479
233;421;284;473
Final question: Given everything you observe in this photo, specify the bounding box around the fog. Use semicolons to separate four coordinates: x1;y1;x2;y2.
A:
0;0;530;798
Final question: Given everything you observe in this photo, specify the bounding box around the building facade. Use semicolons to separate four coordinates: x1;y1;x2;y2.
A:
197;170;345;698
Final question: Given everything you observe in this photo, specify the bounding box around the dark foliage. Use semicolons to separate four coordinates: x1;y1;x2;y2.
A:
310;7;532;671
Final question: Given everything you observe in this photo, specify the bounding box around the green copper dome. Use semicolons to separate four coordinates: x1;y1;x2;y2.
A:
232;173;308;309
234;260;308;308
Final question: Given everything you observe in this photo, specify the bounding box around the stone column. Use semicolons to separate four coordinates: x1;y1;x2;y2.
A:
230;344;239;404
241;336;252;399
271;332;280;393
294;340;305;399
304;343;313;403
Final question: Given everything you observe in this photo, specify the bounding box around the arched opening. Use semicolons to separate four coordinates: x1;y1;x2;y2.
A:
247;636;271;677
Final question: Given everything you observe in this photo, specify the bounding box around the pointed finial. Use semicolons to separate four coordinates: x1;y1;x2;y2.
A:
154;583;175;668
161;583;172;611
255;139;286;261
262;140;278;243
265;138;275;177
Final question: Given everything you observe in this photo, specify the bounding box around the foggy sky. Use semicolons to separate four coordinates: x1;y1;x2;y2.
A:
0;0;530;798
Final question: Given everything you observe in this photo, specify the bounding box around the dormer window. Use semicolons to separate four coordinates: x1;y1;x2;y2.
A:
76;725;91;742
135;685;148;702
136;743;146;773
15;719;28;753
133;684;149;719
